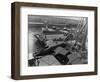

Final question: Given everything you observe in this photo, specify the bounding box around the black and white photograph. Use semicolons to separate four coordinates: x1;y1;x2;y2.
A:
28;15;88;66
11;2;97;79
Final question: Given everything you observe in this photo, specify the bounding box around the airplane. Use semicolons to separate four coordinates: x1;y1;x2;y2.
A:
30;20;87;66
